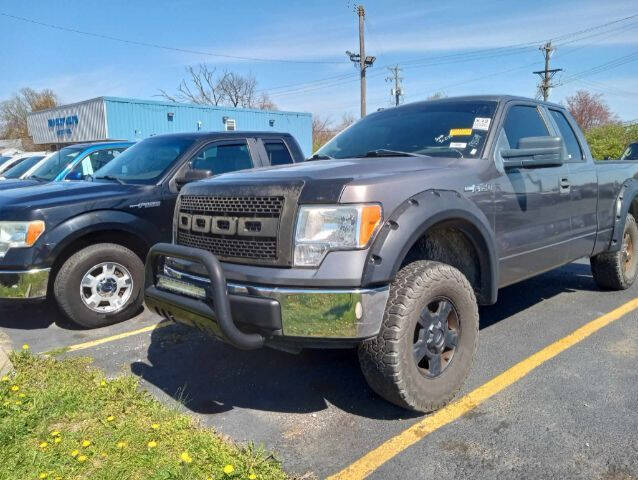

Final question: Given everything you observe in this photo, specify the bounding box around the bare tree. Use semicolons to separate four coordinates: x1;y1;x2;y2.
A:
427;91;447;100
158;65;226;105
566;90;617;131
159;64;276;110
219;71;257;108
0;87;58;150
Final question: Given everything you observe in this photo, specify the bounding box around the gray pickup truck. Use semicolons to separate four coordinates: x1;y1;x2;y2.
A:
145;95;638;412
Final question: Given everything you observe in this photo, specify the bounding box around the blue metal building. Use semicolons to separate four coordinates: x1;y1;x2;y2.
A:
27;96;313;156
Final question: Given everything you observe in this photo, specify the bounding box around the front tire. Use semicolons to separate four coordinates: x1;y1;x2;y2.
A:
53;243;144;328
358;260;479;412
591;213;638;290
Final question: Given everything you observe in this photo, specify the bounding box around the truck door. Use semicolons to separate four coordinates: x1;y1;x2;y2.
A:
546;107;598;261
495;102;572;286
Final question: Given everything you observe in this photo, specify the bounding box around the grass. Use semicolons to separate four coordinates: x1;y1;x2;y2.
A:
0;350;288;480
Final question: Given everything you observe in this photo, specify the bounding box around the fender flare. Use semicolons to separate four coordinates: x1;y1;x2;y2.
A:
42;210;159;265
361;189;498;305
608;179;638;253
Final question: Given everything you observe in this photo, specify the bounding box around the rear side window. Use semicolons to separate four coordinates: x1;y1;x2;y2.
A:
70;148;126;176
549;110;583;162
192;142;253;175
264;141;294;166
503;105;548;149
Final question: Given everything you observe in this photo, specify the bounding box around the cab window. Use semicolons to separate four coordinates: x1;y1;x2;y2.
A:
503;105;548;149
264;141;294;165
191;142;253;175
69;148;127;176
549;109;583;162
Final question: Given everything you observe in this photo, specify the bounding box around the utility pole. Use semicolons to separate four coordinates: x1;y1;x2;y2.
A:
533;41;562;101
346;5;375;117
386;65;403;106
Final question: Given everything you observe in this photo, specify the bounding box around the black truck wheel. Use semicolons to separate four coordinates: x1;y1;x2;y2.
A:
591;213;638;290
358;260;479;412
53;243;144;328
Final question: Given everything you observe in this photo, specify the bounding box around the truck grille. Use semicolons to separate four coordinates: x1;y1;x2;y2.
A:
177;195;286;265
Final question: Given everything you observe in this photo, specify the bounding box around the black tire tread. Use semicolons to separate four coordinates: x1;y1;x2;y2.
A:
358;260;478;412
591;214;638;290
53;243;144;328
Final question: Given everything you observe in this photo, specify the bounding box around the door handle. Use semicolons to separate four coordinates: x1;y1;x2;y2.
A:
560;177;570;194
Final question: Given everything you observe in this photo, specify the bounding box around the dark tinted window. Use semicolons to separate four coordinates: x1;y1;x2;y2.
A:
317;101;497;159
503;105;548;148
95;137;194;184
2;155;44;179
621;143;638;160
549;110;583;162
192;142;253;175
264;141;294;165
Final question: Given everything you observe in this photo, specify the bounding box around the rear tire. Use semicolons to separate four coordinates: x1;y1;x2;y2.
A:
591;213;638;290
358;260;479;412
53;243;144;328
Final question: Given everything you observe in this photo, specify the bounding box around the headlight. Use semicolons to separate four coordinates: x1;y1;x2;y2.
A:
294;204;382;267
0;221;46;258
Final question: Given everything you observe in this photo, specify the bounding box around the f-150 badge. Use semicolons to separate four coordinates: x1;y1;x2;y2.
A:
464;183;494;193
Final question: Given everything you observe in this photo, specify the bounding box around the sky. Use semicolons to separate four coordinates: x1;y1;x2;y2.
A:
1;0;637;122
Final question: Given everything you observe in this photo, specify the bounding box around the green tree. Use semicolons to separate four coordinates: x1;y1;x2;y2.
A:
586;123;638;160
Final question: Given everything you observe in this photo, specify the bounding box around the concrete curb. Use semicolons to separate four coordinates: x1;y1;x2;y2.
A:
0;330;13;376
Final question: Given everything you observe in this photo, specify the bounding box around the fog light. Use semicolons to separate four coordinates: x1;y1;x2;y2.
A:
156;275;206;299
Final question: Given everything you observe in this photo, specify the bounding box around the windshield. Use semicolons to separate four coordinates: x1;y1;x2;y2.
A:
1;155;44;179
29;147;84;181
0;156;13;165
94;136;195;184
317;100;497;159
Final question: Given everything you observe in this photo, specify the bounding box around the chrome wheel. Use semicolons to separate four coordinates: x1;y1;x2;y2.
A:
80;262;133;313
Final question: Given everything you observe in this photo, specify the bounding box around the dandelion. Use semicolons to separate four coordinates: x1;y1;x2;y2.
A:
51;430;60;437
106;415;115;422
249;474;257;480
22;344;29;350
147;440;157;448
1;375;9;382
151;423;160;430
223;464;235;474
14;400;22;405
179;451;193;464
100;380;107;387
116;441;127;449
18;392;25;398
10;385;19;392
38;473;48;479
81;440;91;447
100;452;108;458
39;441;49;449
71;449;79;457
54;437;62;444
77;455;87;463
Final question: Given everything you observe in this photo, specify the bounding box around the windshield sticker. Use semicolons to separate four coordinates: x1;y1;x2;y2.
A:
469;134;482;147
435;134;452;144
450;142;467;149
472;117;491;131
449;128;472;136
470;148;478;155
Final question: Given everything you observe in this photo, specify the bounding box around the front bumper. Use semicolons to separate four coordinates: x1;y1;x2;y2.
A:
0;268;50;299
144;243;389;350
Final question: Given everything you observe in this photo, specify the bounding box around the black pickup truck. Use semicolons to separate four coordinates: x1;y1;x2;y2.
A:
0;131;304;327
146;95;638;412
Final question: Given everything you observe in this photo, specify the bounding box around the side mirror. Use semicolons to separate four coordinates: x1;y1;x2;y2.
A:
175;169;213;189
65;171;84;181
500;136;564;169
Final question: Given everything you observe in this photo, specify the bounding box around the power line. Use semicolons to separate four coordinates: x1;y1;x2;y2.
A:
0;11;344;64
533;42;562;101
558;51;638;85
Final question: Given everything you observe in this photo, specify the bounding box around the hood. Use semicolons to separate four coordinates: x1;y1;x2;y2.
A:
0;181;151;217
207;155;459;184
0;179;40;191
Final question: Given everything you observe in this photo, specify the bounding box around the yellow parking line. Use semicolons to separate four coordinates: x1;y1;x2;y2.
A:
64;320;172;353
328;297;638;480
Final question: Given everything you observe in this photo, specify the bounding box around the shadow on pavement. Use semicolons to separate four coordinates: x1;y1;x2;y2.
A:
0;298;80;330
131;261;598;419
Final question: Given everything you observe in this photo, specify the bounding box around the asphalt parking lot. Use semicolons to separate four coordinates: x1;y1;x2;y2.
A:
1;258;637;479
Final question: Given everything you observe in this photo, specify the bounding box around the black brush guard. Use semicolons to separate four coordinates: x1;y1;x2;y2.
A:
145;243;265;350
